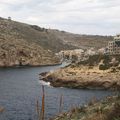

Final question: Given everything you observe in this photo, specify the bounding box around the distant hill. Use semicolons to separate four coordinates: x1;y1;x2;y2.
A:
28;25;113;51
0;17;113;66
51;30;113;50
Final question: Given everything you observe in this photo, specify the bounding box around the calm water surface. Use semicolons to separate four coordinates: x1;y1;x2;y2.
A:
0;63;115;120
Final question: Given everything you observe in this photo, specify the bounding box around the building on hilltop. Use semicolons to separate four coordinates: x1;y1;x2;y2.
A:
108;34;120;55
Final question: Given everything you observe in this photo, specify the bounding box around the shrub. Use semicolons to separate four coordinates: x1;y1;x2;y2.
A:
106;102;120;120
99;64;109;70
111;67;117;73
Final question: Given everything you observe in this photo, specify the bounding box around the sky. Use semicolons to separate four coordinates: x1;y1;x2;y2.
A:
0;0;120;35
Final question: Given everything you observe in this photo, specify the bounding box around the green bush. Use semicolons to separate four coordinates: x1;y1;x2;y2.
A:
99;64;109;70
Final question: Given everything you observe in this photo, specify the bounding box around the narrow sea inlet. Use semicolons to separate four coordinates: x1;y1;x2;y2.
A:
0;63;115;120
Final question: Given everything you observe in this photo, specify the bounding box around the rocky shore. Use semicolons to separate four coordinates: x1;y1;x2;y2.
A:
40;64;120;90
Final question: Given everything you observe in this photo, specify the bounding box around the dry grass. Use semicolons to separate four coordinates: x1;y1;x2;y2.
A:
51;95;120;120
106;102;120;120
36;86;65;120
85;113;106;120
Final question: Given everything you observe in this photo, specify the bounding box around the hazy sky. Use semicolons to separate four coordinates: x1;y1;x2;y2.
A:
0;0;120;35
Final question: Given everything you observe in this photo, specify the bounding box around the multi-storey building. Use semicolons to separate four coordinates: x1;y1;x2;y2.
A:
108;34;120;55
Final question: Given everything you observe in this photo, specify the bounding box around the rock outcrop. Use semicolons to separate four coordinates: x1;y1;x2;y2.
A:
40;55;120;90
41;65;120;90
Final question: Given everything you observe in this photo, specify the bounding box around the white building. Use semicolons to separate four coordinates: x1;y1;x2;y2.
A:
85;48;97;56
108;34;120;55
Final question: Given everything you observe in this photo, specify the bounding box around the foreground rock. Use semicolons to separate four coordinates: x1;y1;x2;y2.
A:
51;96;120;120
41;65;120;90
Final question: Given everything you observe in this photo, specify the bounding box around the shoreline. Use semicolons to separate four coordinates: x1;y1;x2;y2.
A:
0;62;62;68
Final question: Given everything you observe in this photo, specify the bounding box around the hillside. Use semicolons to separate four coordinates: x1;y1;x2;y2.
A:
51;30;113;50
0;17;113;66
0;17;60;67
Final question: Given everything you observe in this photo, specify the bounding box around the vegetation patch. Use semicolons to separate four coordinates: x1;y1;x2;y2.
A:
51;95;120;120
